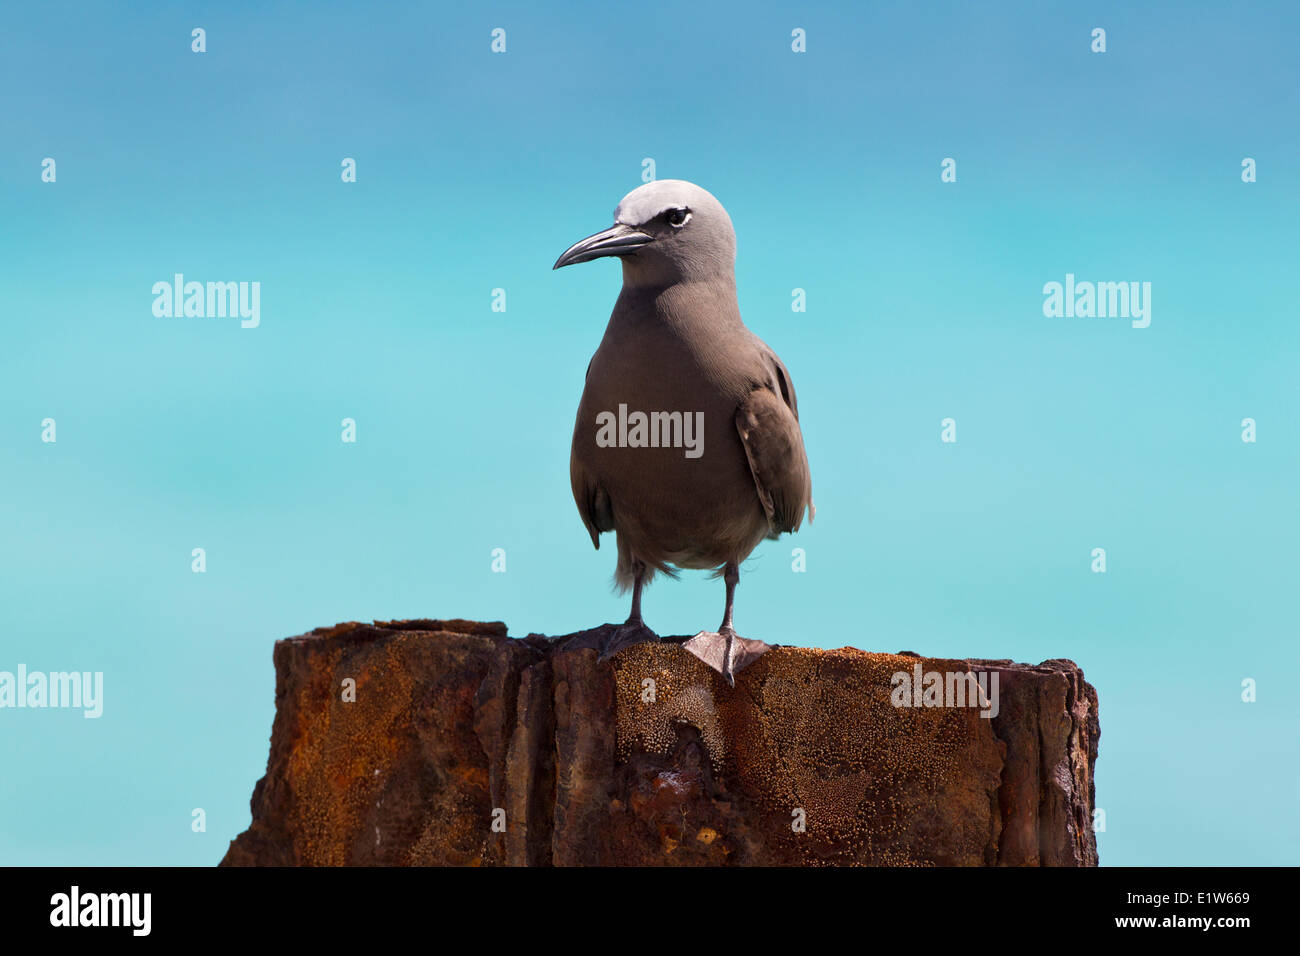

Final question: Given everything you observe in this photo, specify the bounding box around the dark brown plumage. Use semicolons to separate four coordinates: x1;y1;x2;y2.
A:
555;180;813;684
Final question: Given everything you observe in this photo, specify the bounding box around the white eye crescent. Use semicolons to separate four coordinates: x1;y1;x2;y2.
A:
666;207;690;227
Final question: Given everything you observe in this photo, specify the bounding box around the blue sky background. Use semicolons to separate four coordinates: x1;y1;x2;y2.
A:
2;1;1296;866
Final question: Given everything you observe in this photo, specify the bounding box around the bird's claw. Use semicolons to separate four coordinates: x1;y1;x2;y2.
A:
682;626;770;686
563;620;661;661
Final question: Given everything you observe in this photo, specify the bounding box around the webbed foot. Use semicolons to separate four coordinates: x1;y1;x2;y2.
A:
563;619;661;661
682;625;770;687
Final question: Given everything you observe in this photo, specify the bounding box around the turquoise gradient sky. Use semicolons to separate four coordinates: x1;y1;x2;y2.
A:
2;1;1297;866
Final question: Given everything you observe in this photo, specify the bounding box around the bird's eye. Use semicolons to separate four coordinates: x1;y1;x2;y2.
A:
666;207;690;227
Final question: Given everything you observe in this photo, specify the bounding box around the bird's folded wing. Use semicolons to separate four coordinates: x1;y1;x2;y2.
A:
570;452;614;549
735;381;814;535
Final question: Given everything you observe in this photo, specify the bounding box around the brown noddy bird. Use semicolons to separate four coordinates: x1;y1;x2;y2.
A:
553;179;814;685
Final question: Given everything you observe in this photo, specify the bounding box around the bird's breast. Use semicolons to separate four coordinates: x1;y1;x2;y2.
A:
573;320;766;559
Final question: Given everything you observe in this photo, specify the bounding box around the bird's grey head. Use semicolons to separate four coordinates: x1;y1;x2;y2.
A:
552;180;736;286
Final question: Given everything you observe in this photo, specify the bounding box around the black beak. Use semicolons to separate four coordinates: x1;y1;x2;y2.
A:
553;223;653;270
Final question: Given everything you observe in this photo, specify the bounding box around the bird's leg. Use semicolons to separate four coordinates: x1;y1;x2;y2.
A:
626;561;646;626
596;560;660;660
719;560;738;634
683;562;771;686
564;559;661;660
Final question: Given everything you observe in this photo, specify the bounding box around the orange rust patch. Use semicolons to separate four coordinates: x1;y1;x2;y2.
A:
607;642;1003;865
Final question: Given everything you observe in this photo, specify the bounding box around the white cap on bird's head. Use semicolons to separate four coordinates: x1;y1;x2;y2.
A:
553;179;736;286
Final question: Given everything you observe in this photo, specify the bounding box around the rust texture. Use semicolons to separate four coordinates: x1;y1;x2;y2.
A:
222;620;1099;866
